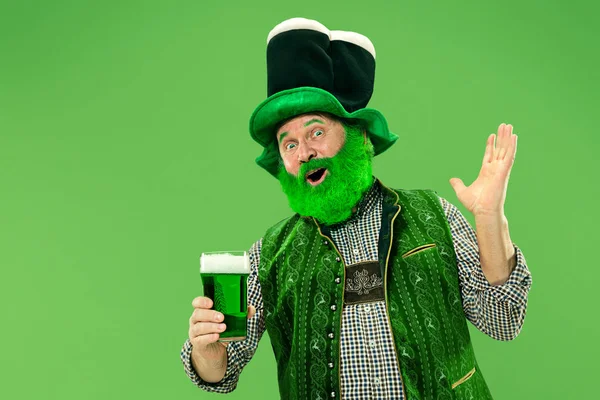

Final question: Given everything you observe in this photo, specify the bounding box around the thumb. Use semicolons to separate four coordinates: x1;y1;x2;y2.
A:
449;178;466;195
247;305;257;320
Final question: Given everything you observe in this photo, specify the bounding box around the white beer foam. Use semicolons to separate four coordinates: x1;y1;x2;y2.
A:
200;253;250;274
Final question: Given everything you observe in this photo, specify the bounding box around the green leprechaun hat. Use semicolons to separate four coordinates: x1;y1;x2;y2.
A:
249;17;398;177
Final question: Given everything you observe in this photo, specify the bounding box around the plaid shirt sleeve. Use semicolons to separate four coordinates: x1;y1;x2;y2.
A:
180;239;266;392
439;196;533;341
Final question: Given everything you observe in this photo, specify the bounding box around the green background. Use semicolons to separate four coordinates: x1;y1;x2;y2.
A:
1;0;598;399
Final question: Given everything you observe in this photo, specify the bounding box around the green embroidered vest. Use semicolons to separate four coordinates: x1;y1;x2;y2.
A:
258;185;493;399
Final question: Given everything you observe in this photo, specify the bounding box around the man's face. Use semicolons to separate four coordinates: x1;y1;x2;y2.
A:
275;113;375;225
276;113;346;180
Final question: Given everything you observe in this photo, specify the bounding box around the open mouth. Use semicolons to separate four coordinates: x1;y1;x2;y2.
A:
305;167;329;186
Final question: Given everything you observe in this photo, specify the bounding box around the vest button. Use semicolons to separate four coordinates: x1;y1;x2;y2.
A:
334;277;341;284
330;392;336;398
323;240;328;245
328;362;334;369
335;257;341;262
328;332;334;339
330;305;337;311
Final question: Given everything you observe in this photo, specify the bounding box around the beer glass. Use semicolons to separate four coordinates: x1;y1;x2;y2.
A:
200;251;250;342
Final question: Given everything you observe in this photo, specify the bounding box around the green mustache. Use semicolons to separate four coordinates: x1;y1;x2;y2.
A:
297;158;334;183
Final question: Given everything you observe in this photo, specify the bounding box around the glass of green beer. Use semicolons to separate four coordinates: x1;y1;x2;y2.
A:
200;251;250;342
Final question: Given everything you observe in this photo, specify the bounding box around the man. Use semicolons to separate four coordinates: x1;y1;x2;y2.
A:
181;18;532;399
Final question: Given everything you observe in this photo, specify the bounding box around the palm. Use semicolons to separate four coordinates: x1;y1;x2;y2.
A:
450;123;518;216
202;342;229;361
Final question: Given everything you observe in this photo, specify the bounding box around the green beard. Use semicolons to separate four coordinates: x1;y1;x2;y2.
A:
277;126;375;225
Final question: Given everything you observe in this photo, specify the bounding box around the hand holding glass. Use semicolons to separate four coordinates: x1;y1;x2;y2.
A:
200;251;250;342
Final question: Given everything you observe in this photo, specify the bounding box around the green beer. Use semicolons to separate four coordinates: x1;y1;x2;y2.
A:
200;251;249;341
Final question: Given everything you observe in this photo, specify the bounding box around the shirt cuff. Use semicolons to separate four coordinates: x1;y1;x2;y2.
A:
467;244;532;306
180;338;241;393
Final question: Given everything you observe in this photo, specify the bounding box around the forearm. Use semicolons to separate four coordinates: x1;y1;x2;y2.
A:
191;347;228;383
440;196;532;340
474;213;516;286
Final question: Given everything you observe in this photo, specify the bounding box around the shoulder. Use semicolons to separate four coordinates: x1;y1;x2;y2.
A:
381;182;458;220
384;185;440;205
377;180;436;197
264;213;302;236
260;213;308;256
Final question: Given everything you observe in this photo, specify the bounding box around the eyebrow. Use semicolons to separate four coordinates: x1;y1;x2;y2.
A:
277;119;326;143
304;118;325;127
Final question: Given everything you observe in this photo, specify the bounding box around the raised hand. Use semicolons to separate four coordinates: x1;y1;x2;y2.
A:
449;123;517;217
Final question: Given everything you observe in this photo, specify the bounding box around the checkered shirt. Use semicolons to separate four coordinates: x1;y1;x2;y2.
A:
181;181;532;398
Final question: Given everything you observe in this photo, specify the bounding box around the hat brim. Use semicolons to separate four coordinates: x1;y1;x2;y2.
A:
249;87;398;177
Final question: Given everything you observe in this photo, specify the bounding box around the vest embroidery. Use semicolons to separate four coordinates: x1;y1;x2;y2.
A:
258;185;493;400
344;261;384;304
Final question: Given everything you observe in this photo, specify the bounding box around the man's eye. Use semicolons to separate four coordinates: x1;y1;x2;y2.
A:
286;143;297;150
314;130;324;137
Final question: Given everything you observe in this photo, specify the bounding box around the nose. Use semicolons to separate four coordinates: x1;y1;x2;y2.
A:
297;143;317;164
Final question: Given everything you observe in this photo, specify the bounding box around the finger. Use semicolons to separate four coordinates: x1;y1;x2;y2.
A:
497;146;507;161
500;123;513;158
191;332;221;347
499;125;515;162
503;124;513;150
190;308;225;324
449;178;466;195
495;123;506;159
492;125;500;159
192;296;213;309
505;129;515;158
482;134;495;164
248;305;257;319
504;134;517;170
190;321;227;339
